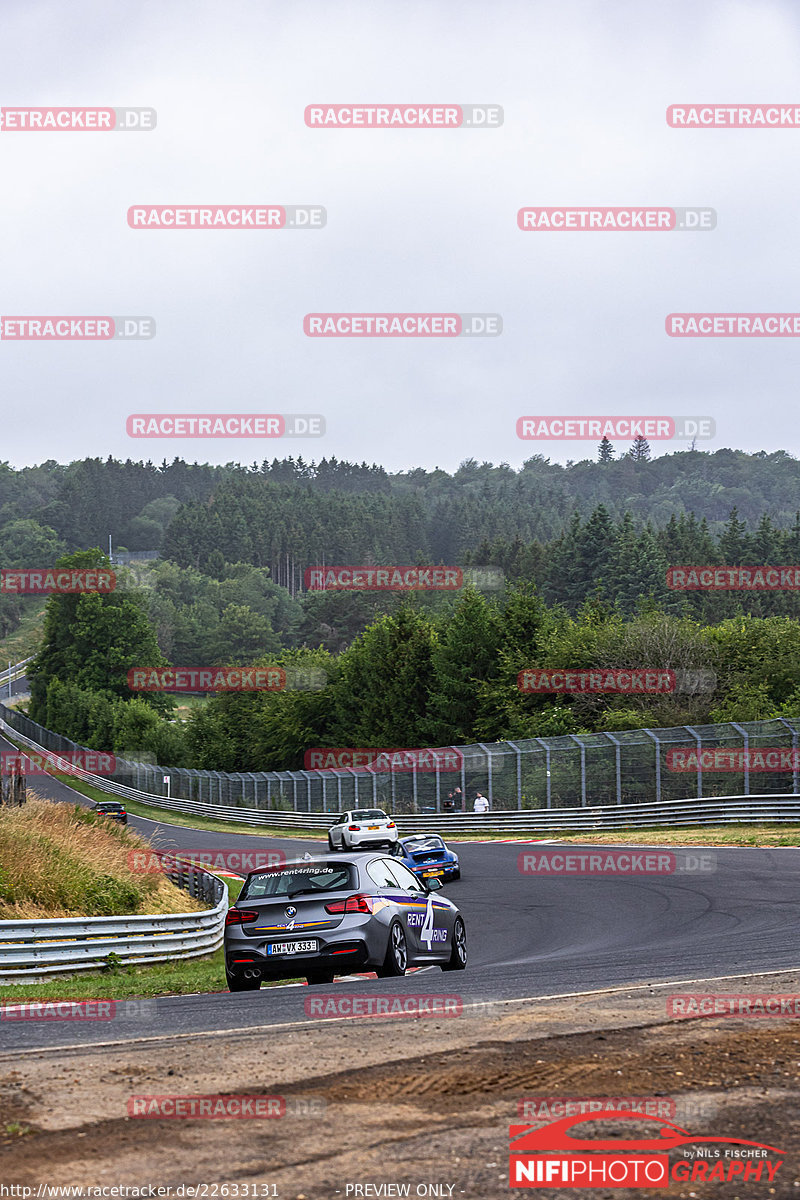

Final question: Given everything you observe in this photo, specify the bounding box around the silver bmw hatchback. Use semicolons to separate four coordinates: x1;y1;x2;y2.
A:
224;852;467;990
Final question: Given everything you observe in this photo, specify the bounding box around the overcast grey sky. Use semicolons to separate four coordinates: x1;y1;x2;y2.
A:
2;0;799;471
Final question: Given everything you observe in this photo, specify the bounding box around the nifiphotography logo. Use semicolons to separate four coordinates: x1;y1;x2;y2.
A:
508;1111;784;1187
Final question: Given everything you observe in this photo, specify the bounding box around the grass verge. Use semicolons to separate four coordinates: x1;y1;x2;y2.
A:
0;797;203;919
551;823;800;846
0;874;303;1001
0;949;232;1001
0;601;46;666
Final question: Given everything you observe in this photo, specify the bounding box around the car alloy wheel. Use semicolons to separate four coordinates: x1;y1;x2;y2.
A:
442;917;467;971
377;921;408;977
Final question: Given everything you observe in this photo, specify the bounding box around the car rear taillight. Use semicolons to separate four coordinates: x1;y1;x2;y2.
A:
348;825;360;831
325;893;375;915
386;821;396;828
225;908;259;926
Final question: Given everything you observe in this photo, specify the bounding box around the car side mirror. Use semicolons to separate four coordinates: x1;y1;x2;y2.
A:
426;876;443;891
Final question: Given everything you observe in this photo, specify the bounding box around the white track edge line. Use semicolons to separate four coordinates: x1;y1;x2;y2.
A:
4;964;799;1058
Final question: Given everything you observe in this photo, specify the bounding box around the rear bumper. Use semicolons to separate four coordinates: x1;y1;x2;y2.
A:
412;863;458;878
226;937;372;978
225;915;384;978
346;831;398;847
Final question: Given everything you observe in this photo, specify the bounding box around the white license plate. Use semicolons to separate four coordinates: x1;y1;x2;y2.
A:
266;939;318;955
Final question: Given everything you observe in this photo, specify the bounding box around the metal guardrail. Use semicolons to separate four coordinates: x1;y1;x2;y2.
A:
3;656;800;830
2;715;799;834
0;851;228;982
0;657;33;689
3;691;799;814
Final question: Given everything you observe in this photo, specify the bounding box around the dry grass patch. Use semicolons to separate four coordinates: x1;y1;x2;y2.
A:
0;796;203;919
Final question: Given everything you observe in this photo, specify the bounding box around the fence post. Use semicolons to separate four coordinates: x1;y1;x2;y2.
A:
534;739;552;808
686;726;703;798
477;743;493;806
507;741;523;807
569;736;587;806
643;728;661;806
730;723;750;796
778;718;800;794
605;733;622;804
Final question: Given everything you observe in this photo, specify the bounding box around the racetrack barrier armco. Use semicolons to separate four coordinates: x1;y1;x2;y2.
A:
1;658;799;828
0;851;227;982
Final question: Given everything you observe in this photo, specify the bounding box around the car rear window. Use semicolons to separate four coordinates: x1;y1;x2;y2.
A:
240;863;355;899
352;810;387;821
404;836;444;851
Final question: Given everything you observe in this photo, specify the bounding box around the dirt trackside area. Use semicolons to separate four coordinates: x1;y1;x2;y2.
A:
1;972;800;1198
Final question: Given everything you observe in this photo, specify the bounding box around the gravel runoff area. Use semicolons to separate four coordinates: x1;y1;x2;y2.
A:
1;969;799;1198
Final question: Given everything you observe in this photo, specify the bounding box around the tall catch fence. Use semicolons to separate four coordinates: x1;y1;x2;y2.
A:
2;700;798;815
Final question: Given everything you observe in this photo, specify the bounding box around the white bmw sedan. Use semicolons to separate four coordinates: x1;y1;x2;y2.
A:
327;808;399;851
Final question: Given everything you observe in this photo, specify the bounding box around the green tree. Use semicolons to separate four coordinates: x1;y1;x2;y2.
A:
426;590;503;743
28;549;171;721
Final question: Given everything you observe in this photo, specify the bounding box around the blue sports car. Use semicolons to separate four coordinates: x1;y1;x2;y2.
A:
392;834;460;882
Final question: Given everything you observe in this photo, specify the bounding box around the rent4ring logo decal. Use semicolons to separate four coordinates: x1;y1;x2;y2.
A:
508;1111;784;1187
406;897;448;946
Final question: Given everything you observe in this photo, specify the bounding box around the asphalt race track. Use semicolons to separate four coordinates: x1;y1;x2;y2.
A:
3;727;800;1053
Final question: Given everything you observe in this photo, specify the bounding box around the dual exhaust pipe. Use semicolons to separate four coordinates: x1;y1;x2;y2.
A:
242;967;262;980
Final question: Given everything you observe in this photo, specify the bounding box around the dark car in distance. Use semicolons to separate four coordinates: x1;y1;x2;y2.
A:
93;801;127;825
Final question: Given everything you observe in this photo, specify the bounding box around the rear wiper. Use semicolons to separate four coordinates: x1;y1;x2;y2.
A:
286;886;322;899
